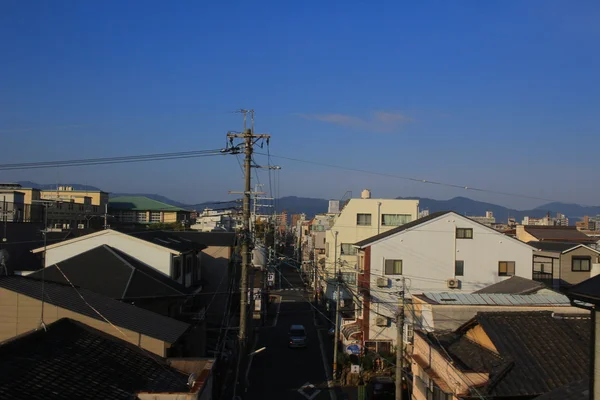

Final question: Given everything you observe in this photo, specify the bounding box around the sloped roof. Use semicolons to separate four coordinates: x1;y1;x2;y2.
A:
172;231;237;247
524;226;596;243
460;311;590;397
0;318;189;400
473;276;547;295
535;379;590;400
527;241;599;254
109;196;189;212
0;276;190;343
127;230;206;253
354;211;451;247
568;274;600;305
422;291;569;305
27;245;189;299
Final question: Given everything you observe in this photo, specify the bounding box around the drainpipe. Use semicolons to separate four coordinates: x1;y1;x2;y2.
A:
377;202;382;234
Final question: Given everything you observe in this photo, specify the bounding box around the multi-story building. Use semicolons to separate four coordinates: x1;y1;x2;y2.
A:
467;210;495;226
109;196;191;225
0;191;25;222
522;212;569;226
191;208;241;232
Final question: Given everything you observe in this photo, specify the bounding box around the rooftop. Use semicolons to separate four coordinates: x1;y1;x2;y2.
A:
418;291;570;306
169;231;237;247
527;241;598;253
126;230;207;253
0;318;189;400
568;274;600;305
109;196;189;212
0;276;190;343
28;245;189;299
473;276;547;295
524;225;596;243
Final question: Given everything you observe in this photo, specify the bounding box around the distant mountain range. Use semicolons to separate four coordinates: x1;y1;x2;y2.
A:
16;181;600;224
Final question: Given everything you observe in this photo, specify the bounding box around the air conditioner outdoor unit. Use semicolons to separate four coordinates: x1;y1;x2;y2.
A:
376;277;389;288
375;316;388;327
446;278;460;289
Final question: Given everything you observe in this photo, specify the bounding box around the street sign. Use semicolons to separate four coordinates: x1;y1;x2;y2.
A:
267;272;275;282
350;364;361;374
346;343;362;355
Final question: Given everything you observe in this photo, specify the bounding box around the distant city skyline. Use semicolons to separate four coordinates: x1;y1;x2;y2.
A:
1;1;599;210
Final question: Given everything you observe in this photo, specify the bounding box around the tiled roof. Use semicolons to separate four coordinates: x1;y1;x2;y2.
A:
109;196;189;212
0;276;190;343
28;245;189;299
524;226;596;243
126;230;207;253
473;276;546;295
527;241;597;253
535;379;590;400
568;274;600;304
0;318;189;400
354;211;451;247
172;231;237;247
461;311;590;397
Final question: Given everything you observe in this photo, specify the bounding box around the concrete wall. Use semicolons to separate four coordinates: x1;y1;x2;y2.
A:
0;288;168;356
365;213;534;343
43;231;173;276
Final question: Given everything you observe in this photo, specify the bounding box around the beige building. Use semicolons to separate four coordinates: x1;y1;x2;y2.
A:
109;196;191;225
0;276;190;357
324;190;419;285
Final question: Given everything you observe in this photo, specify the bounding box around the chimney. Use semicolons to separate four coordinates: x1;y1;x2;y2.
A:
361;189;371;199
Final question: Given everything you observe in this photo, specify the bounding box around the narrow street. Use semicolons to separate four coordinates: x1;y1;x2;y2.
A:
245;262;336;400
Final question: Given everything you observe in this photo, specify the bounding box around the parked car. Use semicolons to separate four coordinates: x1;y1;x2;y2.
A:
288;324;308;348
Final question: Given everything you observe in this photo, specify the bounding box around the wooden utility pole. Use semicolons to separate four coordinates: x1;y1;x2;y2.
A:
396;276;405;400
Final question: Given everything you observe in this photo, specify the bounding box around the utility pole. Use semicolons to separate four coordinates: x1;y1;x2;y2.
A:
396;276;405;400
332;231;340;380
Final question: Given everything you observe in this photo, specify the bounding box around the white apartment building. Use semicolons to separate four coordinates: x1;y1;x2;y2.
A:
323;190;419;287
353;211;536;349
191;208;241;232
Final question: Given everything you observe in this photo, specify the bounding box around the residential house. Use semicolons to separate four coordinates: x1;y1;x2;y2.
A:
566;273;600;400
516;225;596;245
353;211;536;354
322;190;419;306
0;276;190;357
411;311;590;400
529;241;600;290
31;229;206;288
0;318;214;400
109;196;191;225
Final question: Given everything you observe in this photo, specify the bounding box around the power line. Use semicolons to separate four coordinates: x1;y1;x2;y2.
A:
257;152;562;203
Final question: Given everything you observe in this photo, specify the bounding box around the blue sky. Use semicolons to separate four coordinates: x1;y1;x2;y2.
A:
1;0;599;209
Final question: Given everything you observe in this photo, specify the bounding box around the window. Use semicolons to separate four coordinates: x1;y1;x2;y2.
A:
93;206;99;213
384;259;402;275
572;256;591;272
173;258;182;280
498;261;515;276
56;202;62;210
150;212;161;222
381;214;412;226
341;272;356;285
341;243;357;256
136;212;147;222
456;228;473;239
357;213;372;226
79;204;84;211
68;203;74;210
455;260;464;276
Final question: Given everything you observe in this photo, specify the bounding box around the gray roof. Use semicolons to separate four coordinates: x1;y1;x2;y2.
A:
535;379;589;400
126;230;207;253
0;276;190;343
474;276;546;295
421;292;571;306
527;241;587;253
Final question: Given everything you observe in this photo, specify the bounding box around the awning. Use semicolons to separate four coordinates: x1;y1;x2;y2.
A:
342;323;362;340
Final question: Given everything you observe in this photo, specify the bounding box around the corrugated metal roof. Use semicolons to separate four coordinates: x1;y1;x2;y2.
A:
423;292;571;306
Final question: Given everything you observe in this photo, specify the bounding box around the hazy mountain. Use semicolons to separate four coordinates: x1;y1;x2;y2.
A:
16;181;102;191
534;202;600;219
110;193;189;208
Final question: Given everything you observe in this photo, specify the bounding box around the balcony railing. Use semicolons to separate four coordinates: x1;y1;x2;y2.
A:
532;271;553;287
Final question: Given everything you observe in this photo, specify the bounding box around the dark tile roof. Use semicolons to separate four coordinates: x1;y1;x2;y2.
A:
527;241;589;253
524;226;596;243
473;276;546;295
535;379;590;400
127;230;207;253
568;274;600;304
170;231;237;247
460;311;590;398
27;245;189;299
0;276;190;343
354;211;452;247
0;318;189;400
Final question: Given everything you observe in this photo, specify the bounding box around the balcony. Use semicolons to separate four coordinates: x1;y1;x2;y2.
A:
532;271;553;288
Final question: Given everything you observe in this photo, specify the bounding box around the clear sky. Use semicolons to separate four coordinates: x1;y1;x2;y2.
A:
1;0;599;209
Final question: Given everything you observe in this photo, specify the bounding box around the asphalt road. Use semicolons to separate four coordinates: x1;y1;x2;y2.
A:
245;262;336;400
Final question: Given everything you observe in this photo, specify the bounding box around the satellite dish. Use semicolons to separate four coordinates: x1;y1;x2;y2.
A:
187;373;197;388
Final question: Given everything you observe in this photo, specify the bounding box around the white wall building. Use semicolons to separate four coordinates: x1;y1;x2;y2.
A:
31;229;204;288
192;209;240;232
353;211;536;348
